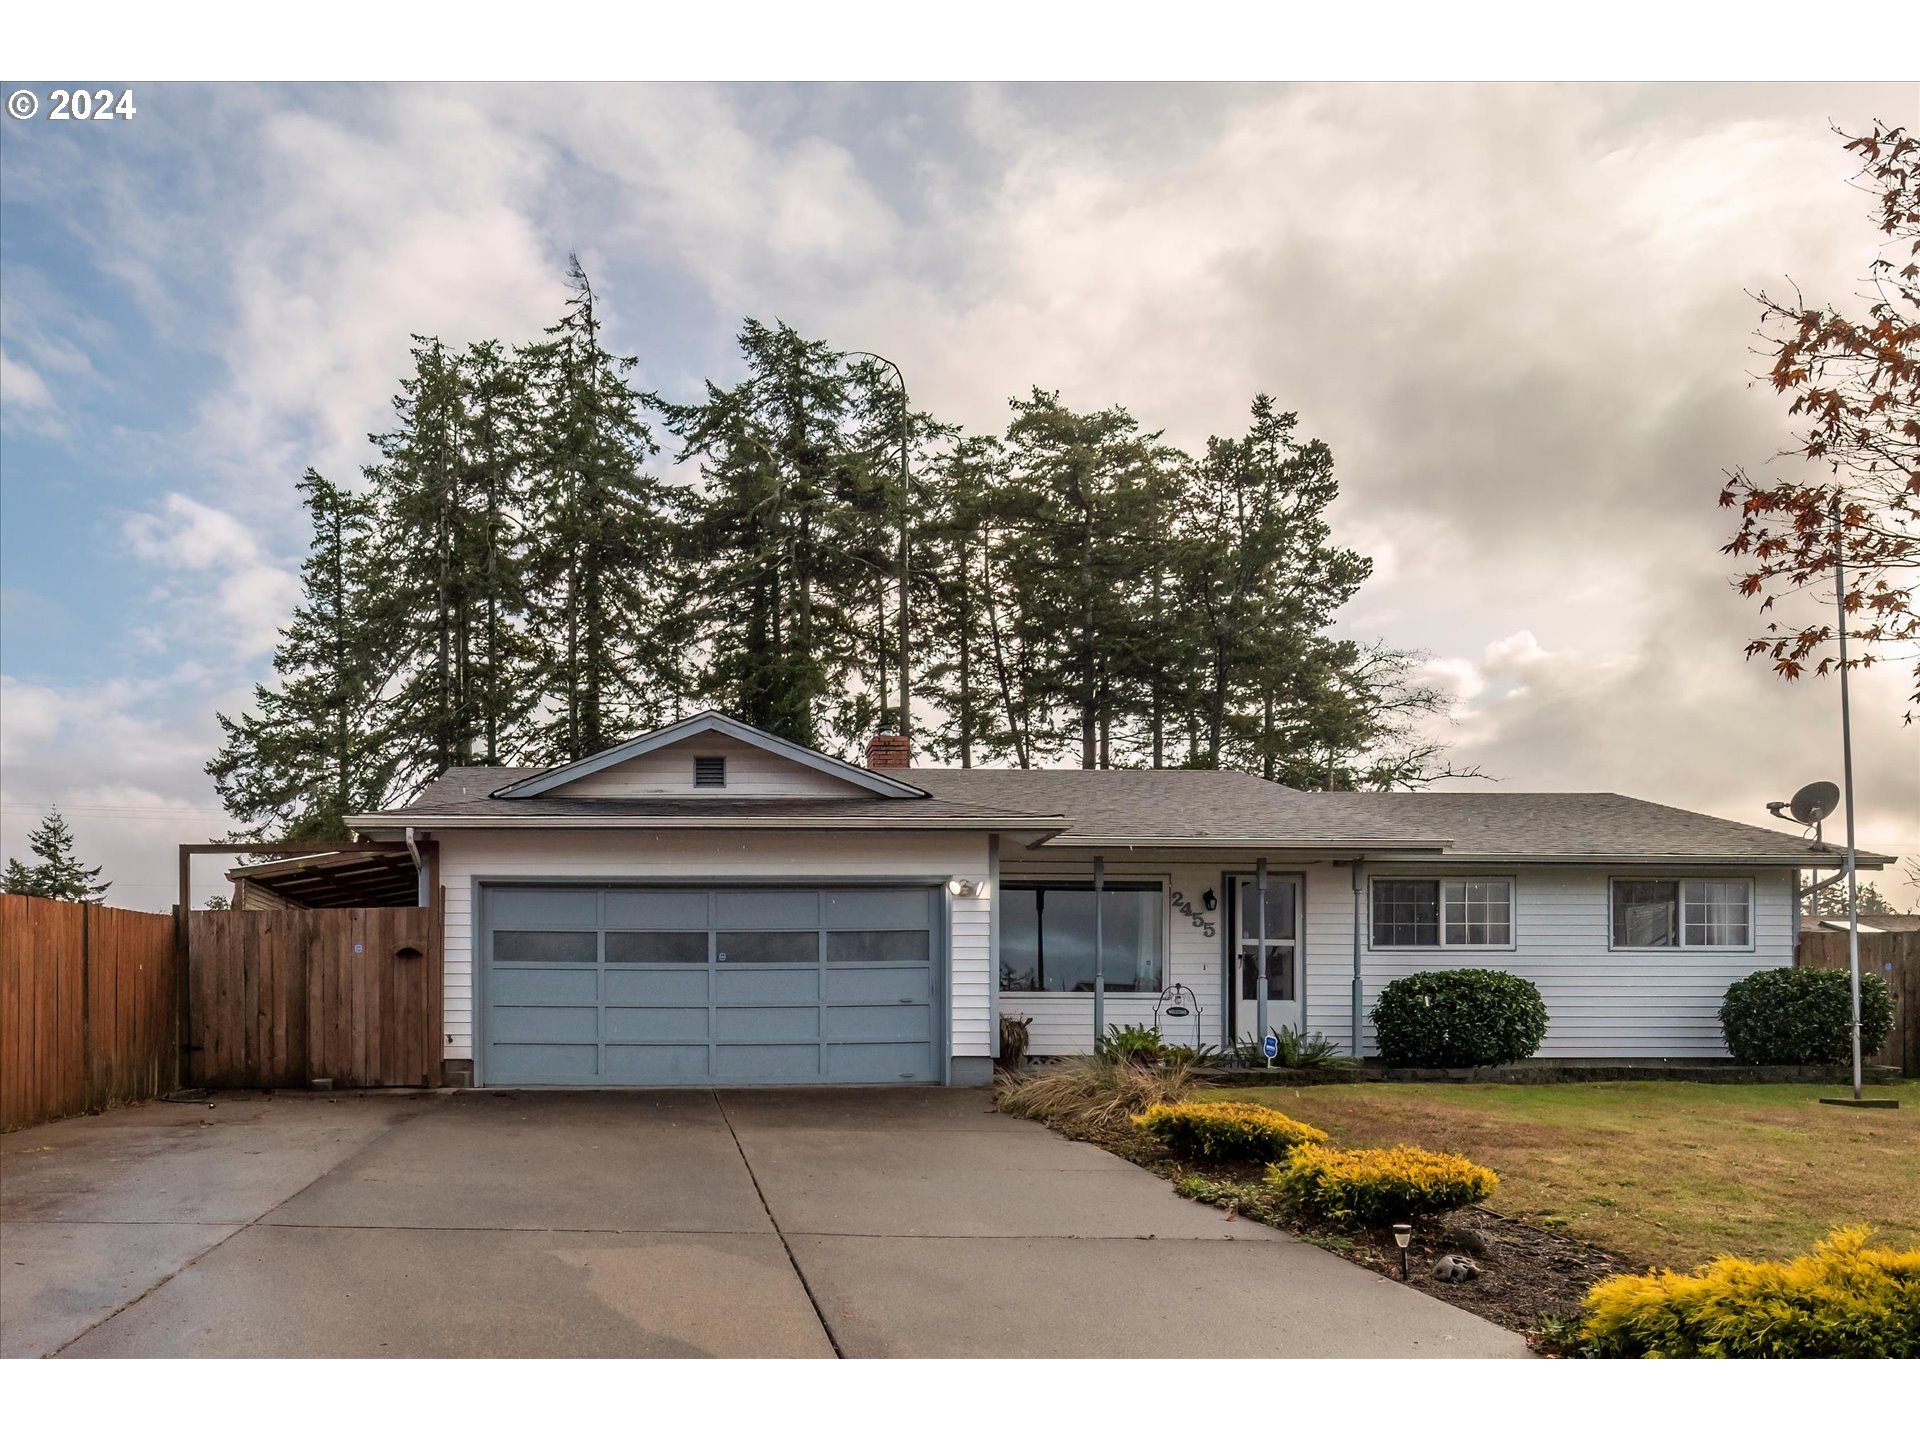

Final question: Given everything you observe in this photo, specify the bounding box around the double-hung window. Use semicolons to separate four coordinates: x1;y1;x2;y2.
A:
1371;877;1513;948
999;882;1163;993
1610;879;1752;949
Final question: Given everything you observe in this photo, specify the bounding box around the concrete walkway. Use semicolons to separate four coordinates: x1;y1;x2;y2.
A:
1;1088;1524;1358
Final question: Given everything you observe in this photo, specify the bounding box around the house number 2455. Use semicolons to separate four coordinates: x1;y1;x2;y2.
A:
1169;892;1216;938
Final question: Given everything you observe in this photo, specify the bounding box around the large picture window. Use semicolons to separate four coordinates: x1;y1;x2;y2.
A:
1611;879;1752;949
1370;878;1513;948
999;882;1163;993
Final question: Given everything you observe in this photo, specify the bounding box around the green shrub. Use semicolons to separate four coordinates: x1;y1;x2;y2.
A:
1369;969;1548;1068
1131;1100;1329;1163
994;1053;1196;1129
1230;1025;1354;1070
1718;967;1895;1066
1579;1227;1920;1358
1270;1143;1499;1224
1097;1022;1166;1064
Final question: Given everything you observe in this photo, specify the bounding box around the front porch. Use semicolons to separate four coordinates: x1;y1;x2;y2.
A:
993;847;1381;1058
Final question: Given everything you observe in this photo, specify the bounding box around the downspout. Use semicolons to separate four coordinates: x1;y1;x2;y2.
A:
1350;857;1364;1058
406;826;427;907
1092;854;1105;1051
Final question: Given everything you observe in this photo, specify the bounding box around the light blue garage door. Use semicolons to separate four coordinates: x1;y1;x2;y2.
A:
482;886;942;1086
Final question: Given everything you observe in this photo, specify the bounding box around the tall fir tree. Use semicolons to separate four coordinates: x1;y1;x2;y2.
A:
208;471;402;838
522;257;687;760
662;320;907;753
2;808;110;902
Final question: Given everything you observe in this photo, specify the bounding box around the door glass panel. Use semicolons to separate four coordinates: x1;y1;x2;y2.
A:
605;931;708;965
493;931;596;964
716;931;820;964
1239;945;1297;1000
1235;879;1296;941
826;931;930;965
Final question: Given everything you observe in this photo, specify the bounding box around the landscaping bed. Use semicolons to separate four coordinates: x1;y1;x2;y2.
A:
1009;1083;1626;1345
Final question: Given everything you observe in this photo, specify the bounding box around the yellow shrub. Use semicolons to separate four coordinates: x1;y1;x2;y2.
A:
1579;1227;1920;1358
1131;1100;1329;1163
1269;1142;1498;1224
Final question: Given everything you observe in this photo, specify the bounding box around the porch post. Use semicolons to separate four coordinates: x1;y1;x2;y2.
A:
1093;854;1106;1049
1255;856;1270;1045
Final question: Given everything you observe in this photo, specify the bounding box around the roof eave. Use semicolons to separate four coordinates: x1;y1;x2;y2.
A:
347;813;1067;835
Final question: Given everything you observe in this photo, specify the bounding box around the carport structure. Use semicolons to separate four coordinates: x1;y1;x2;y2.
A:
177;840;445;1090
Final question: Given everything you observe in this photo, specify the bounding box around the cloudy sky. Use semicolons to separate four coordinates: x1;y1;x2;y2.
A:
2;81;1915;913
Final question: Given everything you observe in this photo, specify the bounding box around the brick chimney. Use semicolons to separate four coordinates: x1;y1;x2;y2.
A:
867;732;911;769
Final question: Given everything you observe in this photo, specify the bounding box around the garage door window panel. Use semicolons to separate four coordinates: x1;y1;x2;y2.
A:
717;931;821;964
828;930;931;965
493;930;597;965
605;931;709;965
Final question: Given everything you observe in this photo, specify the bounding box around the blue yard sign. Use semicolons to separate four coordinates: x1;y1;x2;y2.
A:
1261;1033;1279;1061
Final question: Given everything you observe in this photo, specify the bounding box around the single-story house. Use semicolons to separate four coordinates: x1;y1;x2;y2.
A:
343;711;1886;1088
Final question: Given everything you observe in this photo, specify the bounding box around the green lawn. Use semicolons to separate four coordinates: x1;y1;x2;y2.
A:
1203;1080;1920;1270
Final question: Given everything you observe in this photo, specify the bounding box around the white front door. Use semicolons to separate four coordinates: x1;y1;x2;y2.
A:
1230;874;1300;1046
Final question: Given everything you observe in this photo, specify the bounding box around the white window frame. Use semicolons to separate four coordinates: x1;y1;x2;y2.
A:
1368;875;1517;951
1608;876;1756;952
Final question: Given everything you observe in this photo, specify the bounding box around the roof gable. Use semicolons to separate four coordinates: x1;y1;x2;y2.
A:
491;713;928;801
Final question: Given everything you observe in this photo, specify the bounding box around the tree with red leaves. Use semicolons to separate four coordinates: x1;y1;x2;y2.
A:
1721;122;1920;718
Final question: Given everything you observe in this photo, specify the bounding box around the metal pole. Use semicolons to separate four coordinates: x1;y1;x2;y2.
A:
1833;498;1863;1102
1093;855;1106;1051
1255;857;1270;1050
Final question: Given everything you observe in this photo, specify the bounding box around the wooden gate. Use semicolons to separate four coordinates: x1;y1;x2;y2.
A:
188;907;440;1088
1797;930;1920;1077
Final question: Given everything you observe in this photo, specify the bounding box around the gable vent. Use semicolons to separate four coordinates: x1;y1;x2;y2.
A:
693;755;727;788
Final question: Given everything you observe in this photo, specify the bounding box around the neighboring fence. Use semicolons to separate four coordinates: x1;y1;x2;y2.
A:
1;895;181;1132
1797;930;1920;1077
188;906;439;1088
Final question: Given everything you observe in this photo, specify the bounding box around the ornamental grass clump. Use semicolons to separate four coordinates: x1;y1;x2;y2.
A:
1131;1100;1329;1164
1270;1143;1499;1225
993;1053;1197;1129
1578;1227;1920;1358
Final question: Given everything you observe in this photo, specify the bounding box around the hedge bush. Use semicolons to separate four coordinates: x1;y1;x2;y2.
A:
1131;1100;1328;1163
1269;1143;1498;1224
1368;969;1548;1068
1718;967;1895;1066
1579;1227;1920;1358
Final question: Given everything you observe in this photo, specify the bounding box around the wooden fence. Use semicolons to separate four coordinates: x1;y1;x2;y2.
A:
1797;930;1920;1077
187;906;439;1088
1;895;181;1131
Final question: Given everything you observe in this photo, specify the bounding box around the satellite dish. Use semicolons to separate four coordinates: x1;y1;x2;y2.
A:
1789;781;1841;826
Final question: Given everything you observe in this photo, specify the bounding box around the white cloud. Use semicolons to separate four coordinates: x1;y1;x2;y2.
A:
123;493;301;658
0;347;55;410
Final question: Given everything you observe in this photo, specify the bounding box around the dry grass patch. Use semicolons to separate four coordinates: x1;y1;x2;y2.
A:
1204;1080;1920;1268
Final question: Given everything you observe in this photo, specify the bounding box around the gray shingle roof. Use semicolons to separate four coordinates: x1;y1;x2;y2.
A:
353;763;1876;865
884;769;1869;863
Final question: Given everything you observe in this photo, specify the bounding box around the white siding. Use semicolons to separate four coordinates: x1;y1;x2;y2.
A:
545;734;869;798
1002;857;1795;1060
436;829;991;1063
1347;865;1794;1060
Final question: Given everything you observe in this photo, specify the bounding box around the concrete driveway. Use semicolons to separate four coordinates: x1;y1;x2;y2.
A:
2;1088;1524;1358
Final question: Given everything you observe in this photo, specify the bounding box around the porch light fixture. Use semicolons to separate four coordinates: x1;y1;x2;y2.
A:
947;877;979;897
1393;1223;1412;1279
1201;887;1217;912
